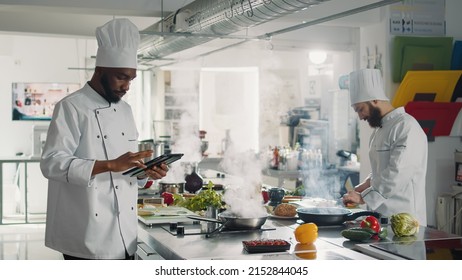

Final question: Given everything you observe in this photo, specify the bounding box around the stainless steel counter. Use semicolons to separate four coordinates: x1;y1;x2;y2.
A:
137;216;460;260
0;157;42;224
137;218;375;260
352;226;461;260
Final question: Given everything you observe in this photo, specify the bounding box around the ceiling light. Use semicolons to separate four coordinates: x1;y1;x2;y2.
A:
309;51;327;64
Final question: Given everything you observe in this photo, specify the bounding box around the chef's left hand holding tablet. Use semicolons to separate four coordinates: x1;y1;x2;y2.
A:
109;150;153;171
94;150;165;178
111;150;168;180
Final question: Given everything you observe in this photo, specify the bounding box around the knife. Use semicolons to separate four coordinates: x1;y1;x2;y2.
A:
344;176;355;192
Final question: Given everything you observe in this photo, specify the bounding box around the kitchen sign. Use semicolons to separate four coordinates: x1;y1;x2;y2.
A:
390;0;446;36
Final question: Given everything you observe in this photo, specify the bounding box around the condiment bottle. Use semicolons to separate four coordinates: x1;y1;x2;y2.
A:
272;146;279;170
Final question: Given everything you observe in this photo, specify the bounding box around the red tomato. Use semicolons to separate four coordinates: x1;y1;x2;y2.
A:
161;192;174;205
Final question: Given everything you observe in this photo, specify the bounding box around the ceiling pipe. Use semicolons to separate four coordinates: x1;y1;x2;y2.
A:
144;0;401;69
137;0;331;61
261;0;401;39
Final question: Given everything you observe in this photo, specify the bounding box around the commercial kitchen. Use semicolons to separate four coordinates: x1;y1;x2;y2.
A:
0;0;462;263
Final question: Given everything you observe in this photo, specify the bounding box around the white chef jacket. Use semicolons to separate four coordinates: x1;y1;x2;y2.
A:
40;83;142;259
361;107;428;226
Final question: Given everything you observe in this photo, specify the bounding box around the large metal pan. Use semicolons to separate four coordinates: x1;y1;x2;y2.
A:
187;212;268;230
296;207;380;226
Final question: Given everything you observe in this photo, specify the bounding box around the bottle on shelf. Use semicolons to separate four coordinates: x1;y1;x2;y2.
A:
271;146;279;170
221;129;231;155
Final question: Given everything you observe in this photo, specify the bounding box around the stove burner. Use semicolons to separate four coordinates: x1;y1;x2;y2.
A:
161;222;276;237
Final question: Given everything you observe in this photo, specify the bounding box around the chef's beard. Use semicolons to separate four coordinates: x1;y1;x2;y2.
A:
100;74;124;104
367;103;383;128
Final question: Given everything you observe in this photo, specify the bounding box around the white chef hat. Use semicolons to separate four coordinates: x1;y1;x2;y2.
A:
95;18;140;69
348;68;389;106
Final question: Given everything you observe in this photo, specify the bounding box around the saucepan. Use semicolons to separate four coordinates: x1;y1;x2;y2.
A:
296;207;380;226
159;182;184;194
187;212;268;230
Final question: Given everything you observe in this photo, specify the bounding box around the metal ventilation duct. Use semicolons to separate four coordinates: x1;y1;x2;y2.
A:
137;0;331;61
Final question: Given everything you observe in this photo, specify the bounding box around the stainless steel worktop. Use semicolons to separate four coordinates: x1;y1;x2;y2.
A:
137;214;460;260
137;217;375;260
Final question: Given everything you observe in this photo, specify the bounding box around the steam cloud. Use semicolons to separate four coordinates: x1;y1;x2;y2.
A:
160;42;342;209
219;141;267;218
160;72;202;184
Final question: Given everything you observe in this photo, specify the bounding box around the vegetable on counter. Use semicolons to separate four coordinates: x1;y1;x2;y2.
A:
174;181;223;212
294;222;318;245
161;192;174;206
287;185;306;196
341;227;375;241
360;215;381;233
390;213;419;237
378;227;388;239
341;216;389;242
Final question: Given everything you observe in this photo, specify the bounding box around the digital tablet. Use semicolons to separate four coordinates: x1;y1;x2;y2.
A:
122;153;184;177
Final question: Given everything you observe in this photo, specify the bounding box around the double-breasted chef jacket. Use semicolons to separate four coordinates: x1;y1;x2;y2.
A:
361;107;428;226
41;83;142;259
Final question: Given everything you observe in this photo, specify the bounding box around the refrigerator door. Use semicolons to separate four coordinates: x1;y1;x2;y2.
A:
437;193;455;234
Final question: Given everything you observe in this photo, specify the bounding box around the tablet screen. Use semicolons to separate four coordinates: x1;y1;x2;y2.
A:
122;153;184;177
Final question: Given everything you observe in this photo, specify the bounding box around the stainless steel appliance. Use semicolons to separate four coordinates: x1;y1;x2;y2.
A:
161;220;276;238
355;237;462;260
437;187;462;235
436;149;462;235
455;150;462;183
138;139;164;161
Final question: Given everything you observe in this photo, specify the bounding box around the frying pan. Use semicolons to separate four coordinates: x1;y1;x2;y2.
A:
296;207;380;226
187;212;268;230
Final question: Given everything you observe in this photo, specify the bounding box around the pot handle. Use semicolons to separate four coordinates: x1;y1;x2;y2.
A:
345;210;381;221
187;215;223;224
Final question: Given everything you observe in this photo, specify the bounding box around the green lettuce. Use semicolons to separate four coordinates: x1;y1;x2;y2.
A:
390;213;419;237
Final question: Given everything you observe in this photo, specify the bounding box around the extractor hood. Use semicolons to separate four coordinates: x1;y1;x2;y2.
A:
137;0;402;67
137;0;331;62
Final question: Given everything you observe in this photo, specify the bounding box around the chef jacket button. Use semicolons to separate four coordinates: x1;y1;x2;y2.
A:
131;207;134;210
114;108;116;112
95;213;98;216
96;111;99;114
115;185;118;189
129;182;132;185
104;135;107;139
97;135;100;139
122;132;125;136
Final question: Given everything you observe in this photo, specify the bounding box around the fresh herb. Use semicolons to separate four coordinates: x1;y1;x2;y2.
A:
287;185;306;196
175;181;223;211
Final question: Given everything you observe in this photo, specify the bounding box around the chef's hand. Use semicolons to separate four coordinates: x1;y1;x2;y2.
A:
140;163;169;180
92;150;153;176
342;190;365;206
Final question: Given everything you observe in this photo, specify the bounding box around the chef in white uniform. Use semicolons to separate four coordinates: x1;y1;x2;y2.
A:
342;69;428;226
40;18;168;260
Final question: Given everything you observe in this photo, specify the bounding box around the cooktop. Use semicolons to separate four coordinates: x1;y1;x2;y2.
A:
161;222;275;237
357;237;462;260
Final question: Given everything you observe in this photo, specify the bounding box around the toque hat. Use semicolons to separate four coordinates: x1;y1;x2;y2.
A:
95;18;140;68
349;68;389;105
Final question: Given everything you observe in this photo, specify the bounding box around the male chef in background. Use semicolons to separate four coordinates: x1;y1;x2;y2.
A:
342;68;428;226
40;18;168;260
